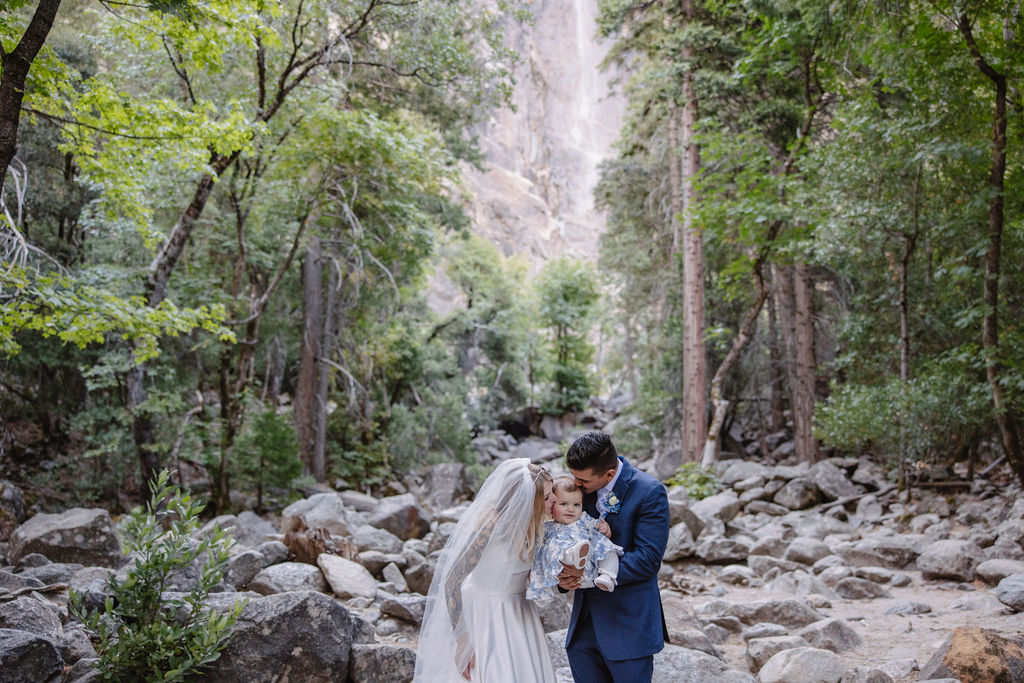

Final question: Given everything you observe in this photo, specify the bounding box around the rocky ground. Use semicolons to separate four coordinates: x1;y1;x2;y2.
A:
2;433;1024;682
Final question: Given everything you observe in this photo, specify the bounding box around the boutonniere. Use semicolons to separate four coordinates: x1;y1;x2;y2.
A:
604;494;621;516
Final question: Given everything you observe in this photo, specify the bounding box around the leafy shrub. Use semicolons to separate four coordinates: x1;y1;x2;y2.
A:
665;462;720;500
70;471;242;682
235;406;303;509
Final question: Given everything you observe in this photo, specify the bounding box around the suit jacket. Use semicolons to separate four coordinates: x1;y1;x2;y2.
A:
566;456;670;661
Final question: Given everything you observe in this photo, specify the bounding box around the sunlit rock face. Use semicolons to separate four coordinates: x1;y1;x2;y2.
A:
429;0;626;317
465;0;626;264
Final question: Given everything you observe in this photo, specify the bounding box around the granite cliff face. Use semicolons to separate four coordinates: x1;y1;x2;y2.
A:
464;0;625;265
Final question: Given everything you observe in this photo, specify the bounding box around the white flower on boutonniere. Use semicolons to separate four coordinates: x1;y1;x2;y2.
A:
605;494;621;515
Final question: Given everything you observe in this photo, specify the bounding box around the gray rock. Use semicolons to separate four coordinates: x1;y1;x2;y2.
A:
9;508;122;567
67;567;111;592
748;555;802;577
367;494;432;541
56;625;96;664
0;628;63;683
65;658;101;683
797;617;863;653
916;540;986;581
0;480;25;530
720;461;770;486
403;558;433;596
884;601;931;615
851;566;893;584
339;490;380;513
0;596;62;640
691;491;742;524
198;514;276;549
353;525;404;554
281;493;367;537
227;549;266;588
703;623;731;644
994;573;1024;611
834;536;920;569
667;628;720;657
834;577;892;599
977;559;1024;585
784;538;832;566
878;658;918;678
841;667;895;683
381;563;408;593
348;643;416;683
696;536;751;564
745;500;791;516
854;495;884;521
718;564;759;586
249;561;327;595
739;487;770;505
377;591;426;625
697;598;825;628
663;522;697;561
671;504;706;541
0;569;43;593
807;461;862;501
773;479;822;510
255;540;288;566
741;623;788;642
358;550;407;577
18;562;80;584
758;646;845;683
536;593;572;633
421;462;472;512
653;644;756;682
749;536;790;558
746;635;809;671
320;553;378;599
948;594;1004;611
735;475;767;492
767;570;835;598
204;591;355;683
818;566;853;587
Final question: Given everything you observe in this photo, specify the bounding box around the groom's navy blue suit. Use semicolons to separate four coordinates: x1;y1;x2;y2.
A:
565;456;670;682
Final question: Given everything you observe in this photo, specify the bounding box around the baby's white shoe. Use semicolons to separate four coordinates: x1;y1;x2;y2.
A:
595;572;615;592
561;540;590;570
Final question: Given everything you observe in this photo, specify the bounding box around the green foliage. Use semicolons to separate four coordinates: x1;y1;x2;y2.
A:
536;257;600;414
70;471;242;682
665;462;720;500
234;407;302;506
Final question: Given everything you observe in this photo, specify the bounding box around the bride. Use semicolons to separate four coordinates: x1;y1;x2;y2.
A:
414;458;557;682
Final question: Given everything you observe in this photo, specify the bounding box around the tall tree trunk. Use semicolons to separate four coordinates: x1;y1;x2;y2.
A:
958;14;1024;485
679;16;707;464
773;262;797;442
312;256;337;482
0;0;61;186
792;261;818;462
767;290;786;433
295;237;323;474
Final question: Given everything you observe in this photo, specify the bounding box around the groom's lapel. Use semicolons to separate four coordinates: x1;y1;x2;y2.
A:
613;456;635;503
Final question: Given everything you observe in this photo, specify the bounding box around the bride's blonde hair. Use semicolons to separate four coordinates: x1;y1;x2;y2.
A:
523;464;552;560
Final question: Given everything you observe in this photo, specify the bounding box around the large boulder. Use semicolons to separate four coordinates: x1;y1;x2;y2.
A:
806;461;861;501
916;540;987;581
834;536;920;569
696;598;825;628
917;627;1024;683
746;635;809;672
773;479;821;511
977;559;1024;585
690;491;742;524
352;525;404;555
834;577;892;600
696;536;751;564
995;573;1024;612
281;493;367;537
663;522;698;562
758;647;845;683
367;494;432;541
797;617;863;654
719;461;770;487
0;628;63;683
349;643;416;683
0;596;62;640
199;512;277;548
783;537;833;566
203;591;355;682
8;508;122;567
653;644;756;682
249;562;327;595
421;463;472;512
319;553;378;599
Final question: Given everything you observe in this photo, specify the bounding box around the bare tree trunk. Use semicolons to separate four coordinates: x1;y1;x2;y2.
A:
295;237;323;474
679;19;707;464
792;261;818;462
624;313;638;399
958;14;1024;485
773;263;797;442
767;289;786;433
312;257;337;482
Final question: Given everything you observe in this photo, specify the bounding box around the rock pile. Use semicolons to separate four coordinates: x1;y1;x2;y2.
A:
2;450;1024;682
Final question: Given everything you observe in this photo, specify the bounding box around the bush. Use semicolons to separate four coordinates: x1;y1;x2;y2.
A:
70;471;243;682
235;406;303;509
665;462;720;500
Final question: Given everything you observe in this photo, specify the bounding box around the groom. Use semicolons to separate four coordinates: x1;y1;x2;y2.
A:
558;430;670;682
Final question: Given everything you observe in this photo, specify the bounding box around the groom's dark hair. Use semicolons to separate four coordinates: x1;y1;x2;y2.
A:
566;431;618;473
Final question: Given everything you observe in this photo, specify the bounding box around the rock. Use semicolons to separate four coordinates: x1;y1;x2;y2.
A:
667;628;720;657
56;625;97;664
977;559;1024;585
66;658;101;683
948;594;1004;611
855;495;884;522
852;566;893;584
773;479;822;511
741;623;789;642
421;462;472;512
696;536;751;564
698;598;825;628
0;480;25;538
807;461;862;501
319;553;378;599
917;540;987;581
664;522;697;561
0;569;43;593
768;570;836;598
758;646;845;683
249;561;327;595
784;538;833;566
367;494;432;541
746;635;810;671
834;577;892;600
653;644;756;682
797;617;863;654
348;643;416;683
352;525;404;555
884;601;932;615
841;667;895;683
256;540;288;566
203;591;355;683
339;490;380;513
0;596;62;640
403;558;434;596
746;501;791;516
8;508;122;567
749;536;790;558
281;493;366;537
0;628;63;683
690;491;742;524
377;591;426;625
358;551;407;576
720;461;770;486
198;513;276;548
18;562;80;585
227;549;266;588
748;555;802;577
995;573;1024;611
381;563;408;593
834;536;920;569
918;626;1024;683
719;564;759;586
671;503;706;540
878;658;918;678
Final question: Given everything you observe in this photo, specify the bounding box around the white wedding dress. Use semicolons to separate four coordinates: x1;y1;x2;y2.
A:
459;550;556;682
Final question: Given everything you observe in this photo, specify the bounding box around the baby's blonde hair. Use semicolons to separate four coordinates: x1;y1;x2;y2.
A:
552;476;581;497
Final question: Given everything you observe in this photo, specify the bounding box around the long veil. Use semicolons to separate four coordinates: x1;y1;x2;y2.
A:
413;458;543;682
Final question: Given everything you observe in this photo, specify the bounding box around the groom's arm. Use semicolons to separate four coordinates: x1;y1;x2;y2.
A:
614;484;669;587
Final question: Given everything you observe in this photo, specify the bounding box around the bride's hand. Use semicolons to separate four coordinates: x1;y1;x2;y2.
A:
460;653;476;680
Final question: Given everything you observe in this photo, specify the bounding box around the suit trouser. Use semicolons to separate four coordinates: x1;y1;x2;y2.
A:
565;601;654;683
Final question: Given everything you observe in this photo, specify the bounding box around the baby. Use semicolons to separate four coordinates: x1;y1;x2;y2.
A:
527;476;622;601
